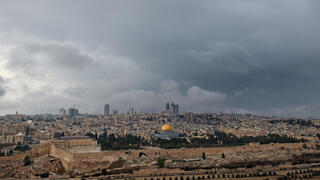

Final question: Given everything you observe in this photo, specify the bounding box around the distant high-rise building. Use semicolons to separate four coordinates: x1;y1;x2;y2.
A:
68;108;79;117
175;104;179;115
170;103;175;114
104;104;110;116
58;108;66;116
113;109;118;115
169;102;179;115
166;102;170;111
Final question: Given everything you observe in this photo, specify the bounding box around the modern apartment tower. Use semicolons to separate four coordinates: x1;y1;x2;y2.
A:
174;104;179;115
104;104;110;117
166;102;170;111
167;102;179;115
68;107;79;117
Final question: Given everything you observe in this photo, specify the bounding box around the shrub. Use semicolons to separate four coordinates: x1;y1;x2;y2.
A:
157;157;166;168
24;155;31;166
40;172;49;178
101;168;107;175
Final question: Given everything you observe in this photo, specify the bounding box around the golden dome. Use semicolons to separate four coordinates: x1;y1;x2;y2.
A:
161;124;172;131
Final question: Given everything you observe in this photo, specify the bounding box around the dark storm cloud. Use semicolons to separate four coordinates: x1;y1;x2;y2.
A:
0;0;320;117
0;87;5;96
7;42;93;70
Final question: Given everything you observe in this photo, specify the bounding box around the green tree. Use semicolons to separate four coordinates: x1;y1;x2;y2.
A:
40;172;49;178
303;143;307;149
24;155;31;166
101;168;107;175
157;157;166;168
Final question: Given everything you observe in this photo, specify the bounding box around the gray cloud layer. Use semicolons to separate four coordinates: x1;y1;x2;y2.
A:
0;0;320;117
0;76;6;96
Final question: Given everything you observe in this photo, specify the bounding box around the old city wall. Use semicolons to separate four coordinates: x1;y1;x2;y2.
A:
72;151;128;170
69;142;310;169
31;143;51;157
125;143;307;160
0;141;312;172
50;144;73;171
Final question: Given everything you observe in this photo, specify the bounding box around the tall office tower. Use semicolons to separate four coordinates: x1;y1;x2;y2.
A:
170;103;179;115
104;104;110;117
68;107;79;117
58;108;66;116
170;103;175;114
166;102;170;111
174;104;179;115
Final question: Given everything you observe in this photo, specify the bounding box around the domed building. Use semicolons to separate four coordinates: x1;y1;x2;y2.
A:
161;124;172;131
155;123;179;139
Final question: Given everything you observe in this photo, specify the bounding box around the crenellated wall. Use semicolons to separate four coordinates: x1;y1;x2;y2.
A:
59;142;311;172
31;143;51;157
72;151;125;170
50;144;74;171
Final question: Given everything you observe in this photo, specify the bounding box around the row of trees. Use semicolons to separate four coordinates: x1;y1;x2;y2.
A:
89;132;149;150
147;171;277;180
0;150;13;156
152;130;306;149
86;130;306;150
279;169;319;180
15;144;30;152
0;145;30;157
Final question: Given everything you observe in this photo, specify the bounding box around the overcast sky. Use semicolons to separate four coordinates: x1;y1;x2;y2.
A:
0;0;320;117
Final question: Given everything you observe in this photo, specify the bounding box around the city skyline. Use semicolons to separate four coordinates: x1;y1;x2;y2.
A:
0;100;316;118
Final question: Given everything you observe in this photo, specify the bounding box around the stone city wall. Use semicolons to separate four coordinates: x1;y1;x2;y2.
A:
124;143;308;160
0;141;312;172
72;151;127;170
31;143;51;157
48;138;97;148
63;142;311;172
50;144;74;171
